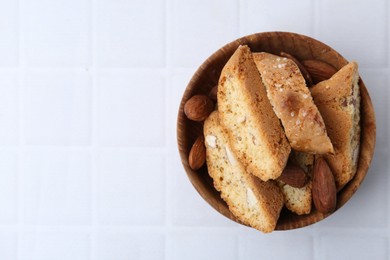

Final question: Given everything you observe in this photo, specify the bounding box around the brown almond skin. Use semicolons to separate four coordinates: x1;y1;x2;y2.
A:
208;85;218;102
280;52;313;86
189;136;206;170
302;60;338;84
312;157;337;214
277;164;307;188
184;95;214;121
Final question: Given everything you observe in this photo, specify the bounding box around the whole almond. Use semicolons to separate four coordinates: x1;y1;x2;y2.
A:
208;85;218;102
189;136;206;170
184;95;214;122
302;60;338;84
280;52;313;86
312;157;337;214
277;164;307;188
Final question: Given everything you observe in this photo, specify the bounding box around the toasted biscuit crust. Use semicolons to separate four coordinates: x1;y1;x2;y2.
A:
218;46;290;181
253;52;334;154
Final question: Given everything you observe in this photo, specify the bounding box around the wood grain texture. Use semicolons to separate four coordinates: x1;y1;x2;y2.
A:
176;32;376;231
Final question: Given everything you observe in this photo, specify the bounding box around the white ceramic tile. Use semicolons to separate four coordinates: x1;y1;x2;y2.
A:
0;151;18;224
19;230;90;260
167;72;193;148
22;0;91;67
169;152;235;227
0;72;18;145
359;69;388;150
22;150;91;225
318;0;388;68
0;231;17;259
95;230;164;260
23;71;91;145
97;71;164;147
171;0;239;67
0;1;387;259
319;235;388;260
97;0;165;67
0;1;18;66
97;150;164;225
244;0;313;35
239;232;313;259
170;230;237;260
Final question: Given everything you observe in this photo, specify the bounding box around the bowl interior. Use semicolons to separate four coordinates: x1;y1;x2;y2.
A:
177;32;376;230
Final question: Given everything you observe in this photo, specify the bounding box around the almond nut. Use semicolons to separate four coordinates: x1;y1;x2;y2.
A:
208;85;218;102
302;60;338;84
280;52;313;86
184;95;214;121
277;163;307;188
188;136;206;170
312;157;337;214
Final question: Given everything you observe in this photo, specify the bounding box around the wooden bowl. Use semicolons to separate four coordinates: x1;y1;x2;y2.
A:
177;32;376;230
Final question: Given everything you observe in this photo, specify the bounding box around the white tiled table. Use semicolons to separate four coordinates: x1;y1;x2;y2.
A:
0;0;388;259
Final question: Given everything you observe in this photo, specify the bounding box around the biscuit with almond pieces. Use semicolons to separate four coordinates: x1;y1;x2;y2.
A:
204;111;284;233
218;46;290;181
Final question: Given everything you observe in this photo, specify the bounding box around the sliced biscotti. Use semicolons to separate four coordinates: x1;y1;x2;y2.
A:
278;151;314;215
252;52;334;154
281;182;312;215
204;111;284;233
310;62;361;189
218;45;290;181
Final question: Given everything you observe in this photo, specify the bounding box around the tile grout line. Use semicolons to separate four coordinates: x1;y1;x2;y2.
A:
236;234;241;260
163;0;169;153
1;145;175;153
235;233;240;260
313;231;322;260
17;0;25;258
164;0;174;259
387;0;390;69
385;0;390;249
387;239;390;260
386;60;390;245
3;65;389;72
0;223;387;233
3;67;168;72
0;67;200;74
164;0;170;70
90;0;98;259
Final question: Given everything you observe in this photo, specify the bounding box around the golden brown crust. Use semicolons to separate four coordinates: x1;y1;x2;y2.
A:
310;62;360;188
253;52;334;154
218;46;290;181
204;111;284;233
